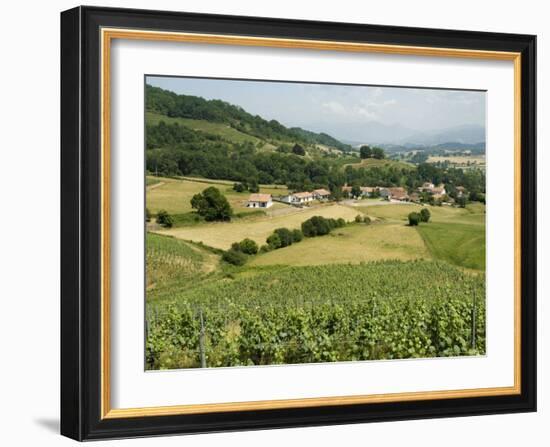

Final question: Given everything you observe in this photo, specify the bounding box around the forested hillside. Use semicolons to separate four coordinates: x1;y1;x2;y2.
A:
145;85;485;195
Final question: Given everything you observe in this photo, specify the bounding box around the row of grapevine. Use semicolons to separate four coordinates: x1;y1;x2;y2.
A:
146;260;485;370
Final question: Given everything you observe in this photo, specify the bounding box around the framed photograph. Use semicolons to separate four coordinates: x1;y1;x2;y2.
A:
61;6;536;441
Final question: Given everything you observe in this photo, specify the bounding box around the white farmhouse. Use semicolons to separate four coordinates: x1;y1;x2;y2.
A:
247;193;273;208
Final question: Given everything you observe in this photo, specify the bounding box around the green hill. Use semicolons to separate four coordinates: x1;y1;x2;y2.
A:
146;84;352;152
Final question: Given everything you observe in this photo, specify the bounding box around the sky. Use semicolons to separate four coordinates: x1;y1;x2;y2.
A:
146;76;486;144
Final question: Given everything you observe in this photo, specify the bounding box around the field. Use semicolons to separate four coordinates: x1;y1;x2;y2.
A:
343;158;414;170
427;154;486;170
146;259;485;369
156;202;360;250
147;112;269;147
250;223;429;266
145;176;486;370
146;176;289;215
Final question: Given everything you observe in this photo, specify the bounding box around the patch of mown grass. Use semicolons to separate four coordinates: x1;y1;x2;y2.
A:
416;222;485;270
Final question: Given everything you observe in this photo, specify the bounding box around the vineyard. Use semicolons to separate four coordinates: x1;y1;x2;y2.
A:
146;260;485;370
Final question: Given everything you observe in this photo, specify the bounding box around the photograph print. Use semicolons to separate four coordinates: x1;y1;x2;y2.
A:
144;76;486;370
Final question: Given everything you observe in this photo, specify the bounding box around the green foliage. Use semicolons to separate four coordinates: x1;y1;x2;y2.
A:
233;182;246;192
360;145;372;159
420;208;431;223
156;209;173;227
222;249;248;266
355;214;363;223
301;215;333;237
291;229;303;243
146;260;486;369
266;233;282;250
146;207;152;222
363;216;371;225
408;212;421;226
274;228;294;248
292;144;305;156
191;187;233;221
239;238;259;255
456;196;467;208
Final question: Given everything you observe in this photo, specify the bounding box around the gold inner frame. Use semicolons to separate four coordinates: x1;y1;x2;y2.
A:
100;27;522;419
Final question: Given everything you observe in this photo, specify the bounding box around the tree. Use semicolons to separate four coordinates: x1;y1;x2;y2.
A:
420;208;431;223
371;147;386;159
301;215;331;237
363;216;371;225
239;238;258;255
337;218;346;227
156;209;173;228
274;228;294;247
355;215;363;223
266;233;282;250
145;208;151;222
351;184;362;198
408;212;421;226
456;196;467;208
248;179;260;193
360;145;372;159
233;182;246;192
222;249;247;266
292;144;305;156
191;187;233;221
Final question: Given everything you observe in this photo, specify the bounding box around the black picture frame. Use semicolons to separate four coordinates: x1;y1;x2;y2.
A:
61;5;536;441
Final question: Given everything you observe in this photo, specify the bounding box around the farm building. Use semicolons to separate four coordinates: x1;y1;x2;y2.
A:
313;188;331;200
292;192;314;204
378;187;391;199
431;184;446;195
388;187;409;201
360;186;376;197
420;182;435;191
281;191;314;204
247;193;273;208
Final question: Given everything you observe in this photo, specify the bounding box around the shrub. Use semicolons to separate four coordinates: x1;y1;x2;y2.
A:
420;208;431;222
408;212;421;226
233;182;246;192
301;215;331;237
337;218;346;227
291;229;303;243
156;209;173;228
266;233;282;250
355;215;363;223
259;244;271;253
231;242;241;251
363;216;371;225
239;238;259;255
145;208;151;222
274;228;294;247
222;249;247;266
456;196;467;208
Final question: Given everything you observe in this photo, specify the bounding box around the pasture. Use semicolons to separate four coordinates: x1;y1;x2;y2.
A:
146;176;289;214
156;203;361;250
250;222;429;266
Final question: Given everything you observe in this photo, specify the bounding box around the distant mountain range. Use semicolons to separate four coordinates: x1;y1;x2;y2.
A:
342;123;486;151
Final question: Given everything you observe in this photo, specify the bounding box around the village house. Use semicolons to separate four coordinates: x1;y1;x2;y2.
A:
409;192;420;203
388;187;409;201
341;185;352;195
420;182;435;191
378;187;391;199
312;188;331;200
431;184;446;196
360;186;376;197
282;191;314;204
247;193;273;208
456;186;466;198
